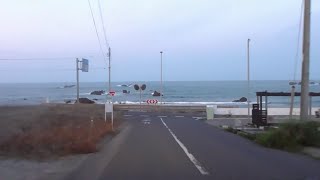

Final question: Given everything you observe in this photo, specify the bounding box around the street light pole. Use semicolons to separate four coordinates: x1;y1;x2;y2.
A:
300;0;311;120
247;39;251;120
76;58;80;103
160;51;163;105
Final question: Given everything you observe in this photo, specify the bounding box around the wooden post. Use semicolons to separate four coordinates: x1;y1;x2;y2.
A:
289;86;296;119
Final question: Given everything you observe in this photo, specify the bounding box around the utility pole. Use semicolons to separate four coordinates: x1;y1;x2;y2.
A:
108;47;111;93
247;39;251;120
300;0;311;120
76;58;80;103
160;51;163;105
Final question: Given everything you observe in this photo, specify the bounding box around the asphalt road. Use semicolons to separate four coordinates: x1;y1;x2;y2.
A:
77;112;320;180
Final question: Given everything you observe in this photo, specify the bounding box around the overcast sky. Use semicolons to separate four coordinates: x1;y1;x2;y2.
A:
0;0;319;83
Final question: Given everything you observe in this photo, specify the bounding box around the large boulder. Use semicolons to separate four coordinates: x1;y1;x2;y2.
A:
123;90;130;94
239;97;247;102
76;98;95;104
90;90;105;95
232;97;247;102
65;100;72;104
152;91;161;96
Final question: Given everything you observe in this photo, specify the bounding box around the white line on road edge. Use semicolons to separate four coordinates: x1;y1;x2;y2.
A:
160;118;210;175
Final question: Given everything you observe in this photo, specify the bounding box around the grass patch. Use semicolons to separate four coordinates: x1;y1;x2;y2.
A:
0;121;111;158
223;121;320;153
237;131;256;141
255;121;320;152
224;127;238;134
224;127;256;141
0;120;113;158
0;104;122;159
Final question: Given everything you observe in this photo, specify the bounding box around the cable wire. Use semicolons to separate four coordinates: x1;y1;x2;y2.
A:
0;67;106;72
292;0;304;82
98;0;110;48
87;0;108;64
0;57;76;61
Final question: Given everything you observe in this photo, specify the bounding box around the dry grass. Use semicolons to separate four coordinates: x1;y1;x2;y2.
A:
0;104;122;159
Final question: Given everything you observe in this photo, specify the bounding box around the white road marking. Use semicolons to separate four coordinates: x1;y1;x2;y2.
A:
192;117;205;121
160;118;210;175
140;115;149;117
128;110;147;112
158;116;167;118
142;119;151;125
175;116;185;118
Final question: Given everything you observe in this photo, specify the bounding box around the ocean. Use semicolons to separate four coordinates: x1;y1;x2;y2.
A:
0;81;320;107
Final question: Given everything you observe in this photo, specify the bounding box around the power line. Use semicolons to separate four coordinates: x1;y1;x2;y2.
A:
0;67;106;72
98;0;110;48
87;0;108;65
292;0;304;81
0;57;77;61
0;55;103;61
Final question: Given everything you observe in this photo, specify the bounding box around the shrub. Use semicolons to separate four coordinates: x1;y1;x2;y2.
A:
256;121;320;151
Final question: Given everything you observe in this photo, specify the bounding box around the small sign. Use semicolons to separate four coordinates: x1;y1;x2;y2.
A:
109;91;116;96
134;84;140;91
147;99;158;104
81;59;89;72
105;102;113;113
104;102;114;130
141;84;146;90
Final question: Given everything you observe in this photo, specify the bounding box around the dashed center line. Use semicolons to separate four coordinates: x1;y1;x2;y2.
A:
160;118;210;175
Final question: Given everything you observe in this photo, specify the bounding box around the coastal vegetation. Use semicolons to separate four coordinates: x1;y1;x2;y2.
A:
0;104;120;159
225;121;320;152
256;121;320;151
